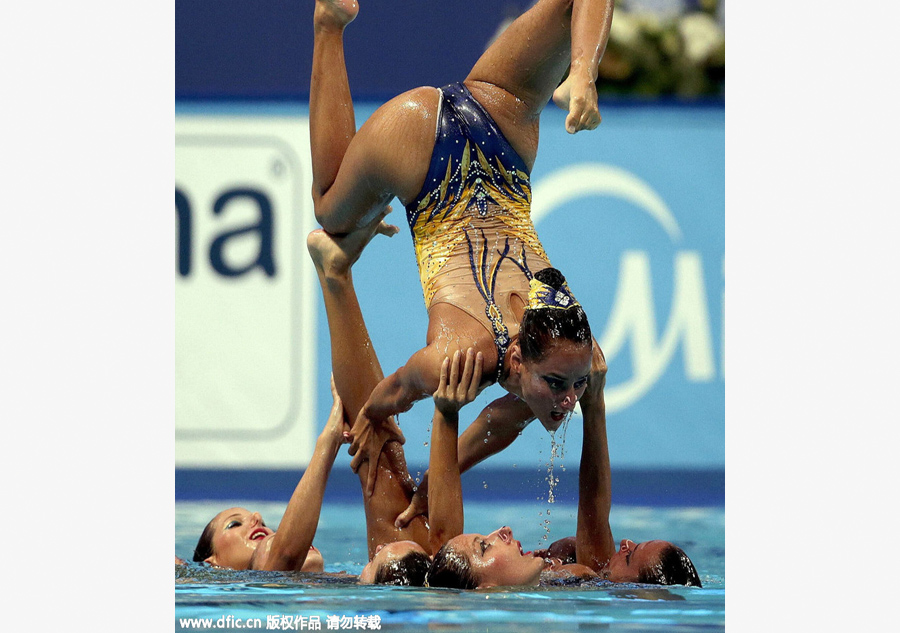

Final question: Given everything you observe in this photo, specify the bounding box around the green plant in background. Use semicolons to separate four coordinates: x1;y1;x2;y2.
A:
597;0;724;98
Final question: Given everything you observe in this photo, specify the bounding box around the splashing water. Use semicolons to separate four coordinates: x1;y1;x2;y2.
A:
538;412;572;543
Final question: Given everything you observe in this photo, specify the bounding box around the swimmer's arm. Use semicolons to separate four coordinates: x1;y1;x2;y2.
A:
257;397;349;571
394;394;532;528
457;394;534;473
359;344;445;422
575;343;615;572
428;349;483;552
349;348;442;485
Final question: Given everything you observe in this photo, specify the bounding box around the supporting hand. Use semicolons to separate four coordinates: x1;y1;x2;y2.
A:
325;374;352;445
395;474;429;528
348;408;406;496
433;348;483;418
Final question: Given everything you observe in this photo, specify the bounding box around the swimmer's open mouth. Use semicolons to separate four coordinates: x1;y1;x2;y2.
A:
517;540;524;555
550;411;566;422
250;528;268;541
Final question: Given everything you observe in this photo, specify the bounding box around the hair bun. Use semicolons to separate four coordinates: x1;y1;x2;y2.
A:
534;267;567;290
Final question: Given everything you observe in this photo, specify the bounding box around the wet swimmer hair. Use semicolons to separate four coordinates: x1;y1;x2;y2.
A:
192;518;216;563
374;550;432;586
424;543;479;589
519;268;591;361
638;545;702;587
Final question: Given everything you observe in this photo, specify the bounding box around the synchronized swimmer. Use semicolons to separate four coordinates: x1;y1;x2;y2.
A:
309;0;613;517
180;0;702;588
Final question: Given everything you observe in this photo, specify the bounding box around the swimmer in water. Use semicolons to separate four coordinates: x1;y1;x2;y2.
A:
191;381;351;572
309;0;615;515
422;347;701;588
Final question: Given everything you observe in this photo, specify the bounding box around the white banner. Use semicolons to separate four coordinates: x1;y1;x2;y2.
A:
175;115;317;467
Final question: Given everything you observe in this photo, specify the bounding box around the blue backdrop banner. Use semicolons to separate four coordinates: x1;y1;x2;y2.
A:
174;100;723;481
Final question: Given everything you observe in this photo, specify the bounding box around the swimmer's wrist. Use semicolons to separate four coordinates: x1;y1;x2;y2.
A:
317;427;344;452
434;407;460;426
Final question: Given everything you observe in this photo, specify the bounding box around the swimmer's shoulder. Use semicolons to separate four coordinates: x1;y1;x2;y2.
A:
540;564;599;585
557;563;598;579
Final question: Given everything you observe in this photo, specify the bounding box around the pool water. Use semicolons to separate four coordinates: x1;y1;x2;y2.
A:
176;499;724;631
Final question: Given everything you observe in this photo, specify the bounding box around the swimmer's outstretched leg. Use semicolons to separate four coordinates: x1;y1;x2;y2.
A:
465;0;613;159
310;0;360;213
307;209;397;417
307;212;429;555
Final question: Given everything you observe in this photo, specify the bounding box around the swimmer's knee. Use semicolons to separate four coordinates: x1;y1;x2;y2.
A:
313;200;349;235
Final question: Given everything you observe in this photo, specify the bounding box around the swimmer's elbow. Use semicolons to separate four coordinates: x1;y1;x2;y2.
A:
590;350;608;382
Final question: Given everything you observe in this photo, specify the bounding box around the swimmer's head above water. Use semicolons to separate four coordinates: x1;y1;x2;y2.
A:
426;526;547;589
601;539;702;586
505;267;594;433
425;528;701;589
358;540;431;586
193;507;324;572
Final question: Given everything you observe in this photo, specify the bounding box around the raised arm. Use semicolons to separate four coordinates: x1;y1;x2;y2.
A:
255;386;349;571
458;394;535;472
574;342;615;571
394;393;534;528
427;348;483;553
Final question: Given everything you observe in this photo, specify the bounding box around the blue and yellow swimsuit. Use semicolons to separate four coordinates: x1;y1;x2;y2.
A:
405;82;551;366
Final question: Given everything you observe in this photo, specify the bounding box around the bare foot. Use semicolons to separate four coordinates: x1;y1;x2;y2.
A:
307;207;399;277
552;73;601;134
314;0;359;31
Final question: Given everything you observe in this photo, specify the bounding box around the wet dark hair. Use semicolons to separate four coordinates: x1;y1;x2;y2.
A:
374;550;431;586
192;518;216;563
425;543;479;589
519;268;591;362
638;545;702;587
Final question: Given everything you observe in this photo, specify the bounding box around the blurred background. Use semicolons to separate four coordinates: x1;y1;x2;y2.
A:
177;0;724;101
175;0;724;506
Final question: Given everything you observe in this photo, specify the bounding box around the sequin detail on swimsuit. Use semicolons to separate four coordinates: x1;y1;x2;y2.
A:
464;231;540;376
527;278;581;311
405;83;548;307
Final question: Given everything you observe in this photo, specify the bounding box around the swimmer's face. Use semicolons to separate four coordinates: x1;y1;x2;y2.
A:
446;526;546;588
203;507;323;571
601;539;671;583
203;507;274;570
358;540;428;584
515;340;592;432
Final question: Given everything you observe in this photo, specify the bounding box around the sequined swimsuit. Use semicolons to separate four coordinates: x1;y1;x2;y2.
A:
405;83;551;367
